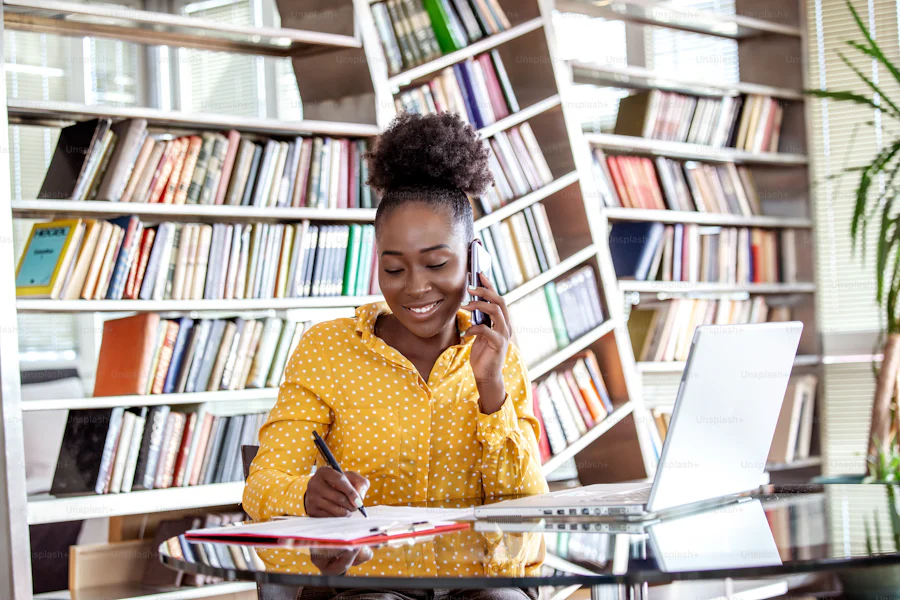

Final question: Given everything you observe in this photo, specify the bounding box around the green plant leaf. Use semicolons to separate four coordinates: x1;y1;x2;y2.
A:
837;51;900;121
806;88;889;115
845;1;900;91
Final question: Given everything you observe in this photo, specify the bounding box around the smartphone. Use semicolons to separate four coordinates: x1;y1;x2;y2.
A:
467;239;493;328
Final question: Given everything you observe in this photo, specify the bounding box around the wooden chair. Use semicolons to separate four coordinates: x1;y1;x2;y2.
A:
241;445;301;600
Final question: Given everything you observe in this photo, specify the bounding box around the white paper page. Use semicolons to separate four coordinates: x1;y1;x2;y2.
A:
187;506;473;542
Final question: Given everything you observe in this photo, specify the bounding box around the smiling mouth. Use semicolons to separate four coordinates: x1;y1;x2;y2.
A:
404;299;443;317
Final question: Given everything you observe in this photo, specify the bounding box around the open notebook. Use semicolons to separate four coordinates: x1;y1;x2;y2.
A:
185;506;474;546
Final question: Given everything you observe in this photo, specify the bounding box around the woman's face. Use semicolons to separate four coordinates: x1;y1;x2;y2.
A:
376;203;469;339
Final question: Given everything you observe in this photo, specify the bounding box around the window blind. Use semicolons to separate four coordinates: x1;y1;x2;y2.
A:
181;0;262;117
552;11;629;131
807;0;900;476
643;0;739;83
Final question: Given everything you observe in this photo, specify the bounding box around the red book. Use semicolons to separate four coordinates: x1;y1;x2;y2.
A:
476;54;510;120
126;228;156;300
563;370;595;429
532;384;552;463
172;412;198;488
214;130;241;205
605;156;633;208
641;158;666;210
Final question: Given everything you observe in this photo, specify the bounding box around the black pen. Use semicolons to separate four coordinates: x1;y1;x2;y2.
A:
312;431;368;518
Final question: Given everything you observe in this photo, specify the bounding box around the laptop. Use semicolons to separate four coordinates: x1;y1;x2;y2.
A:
475;321;803;520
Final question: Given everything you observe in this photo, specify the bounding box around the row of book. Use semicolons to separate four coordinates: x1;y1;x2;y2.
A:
39;117;375;209
614;91;784;153
476;203;560;295
50;406;267;496
609;222;802;284
644;374;818;467
145;511;252;587
591;149;763;215
93;313;311;397
396;51;517;129
628;297;792;363
476;125;556;218
508;266;606;368
372;0;511;75
531;349;615;462
16;218;380;300
768;374;818;465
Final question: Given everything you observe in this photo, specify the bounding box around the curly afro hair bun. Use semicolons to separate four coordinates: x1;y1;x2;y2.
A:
366;111;493;196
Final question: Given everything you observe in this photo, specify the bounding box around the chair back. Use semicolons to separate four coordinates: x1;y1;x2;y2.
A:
241;445;259;481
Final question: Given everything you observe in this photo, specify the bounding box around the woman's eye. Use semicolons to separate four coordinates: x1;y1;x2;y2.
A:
427;262;448;270
384;268;403;275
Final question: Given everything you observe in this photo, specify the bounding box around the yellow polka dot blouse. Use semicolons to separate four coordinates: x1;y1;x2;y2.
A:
242;301;549;521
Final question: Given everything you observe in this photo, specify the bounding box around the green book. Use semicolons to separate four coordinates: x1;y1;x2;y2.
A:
358;140;373;209
343;224;363;296
543;282;570;349
423;0;465;54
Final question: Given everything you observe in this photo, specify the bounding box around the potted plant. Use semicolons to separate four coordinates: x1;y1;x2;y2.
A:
807;0;900;471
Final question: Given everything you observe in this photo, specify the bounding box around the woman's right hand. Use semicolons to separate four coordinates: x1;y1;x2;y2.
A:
304;467;369;518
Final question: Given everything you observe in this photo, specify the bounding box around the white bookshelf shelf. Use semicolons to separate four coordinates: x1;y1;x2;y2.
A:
570;61;804;101
34;582;258;600
637;354;821;373
478;95;562;140
11;200;377;222
475;170;580;231
7;99;381;138
529;319;618;380
767;456;822;471
505;244;598;305
2;0;360;57
16;295;384;313
603;207;813;229
27;481;244;525
542;402;635;475
21;388;279;412
618;281;816;294
583;132;808;166
387;17;544;89
555;0;803;39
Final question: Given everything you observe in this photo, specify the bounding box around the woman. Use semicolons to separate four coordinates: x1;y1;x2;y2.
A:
243;112;549;521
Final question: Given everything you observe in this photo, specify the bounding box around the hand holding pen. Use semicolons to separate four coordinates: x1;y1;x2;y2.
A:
305;431;370;518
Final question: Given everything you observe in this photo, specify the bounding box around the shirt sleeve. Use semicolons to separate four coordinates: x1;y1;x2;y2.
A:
242;326;333;521
476;344;549;498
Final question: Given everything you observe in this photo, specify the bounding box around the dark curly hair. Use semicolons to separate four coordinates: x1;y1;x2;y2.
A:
365;111;493;242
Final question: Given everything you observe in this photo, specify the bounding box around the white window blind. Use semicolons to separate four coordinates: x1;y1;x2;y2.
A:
806;0;900;477
180;0;263;117
643;0;739;83
552;11;629;131
269;0;303;120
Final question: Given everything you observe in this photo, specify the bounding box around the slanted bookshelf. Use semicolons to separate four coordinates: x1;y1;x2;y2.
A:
560;0;821;483
0;0;651;597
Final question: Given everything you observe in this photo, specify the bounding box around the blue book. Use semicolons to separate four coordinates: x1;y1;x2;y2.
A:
163;317;194;394
452;63;482;127
673;224;683;282
106;216;140;300
608;222;665;281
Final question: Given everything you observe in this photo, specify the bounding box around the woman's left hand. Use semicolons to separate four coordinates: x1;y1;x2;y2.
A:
462;272;510;414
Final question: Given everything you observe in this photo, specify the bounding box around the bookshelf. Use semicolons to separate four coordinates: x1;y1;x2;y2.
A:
561;0;821;482
0;0;654;596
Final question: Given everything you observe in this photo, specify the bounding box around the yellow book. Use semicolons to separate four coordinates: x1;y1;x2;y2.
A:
275;225;294;299
81;221;113;300
16;219;84;299
62;219;100;300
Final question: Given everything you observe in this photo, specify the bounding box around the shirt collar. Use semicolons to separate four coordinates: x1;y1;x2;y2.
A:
354;301;475;371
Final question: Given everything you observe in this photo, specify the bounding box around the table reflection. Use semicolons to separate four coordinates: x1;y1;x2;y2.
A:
159;484;900;591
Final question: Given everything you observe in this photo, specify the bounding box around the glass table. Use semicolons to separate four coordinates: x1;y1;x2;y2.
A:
159;484;900;599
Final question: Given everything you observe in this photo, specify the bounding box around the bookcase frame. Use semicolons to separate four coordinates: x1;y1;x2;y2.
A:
559;0;822;481
0;0;818;598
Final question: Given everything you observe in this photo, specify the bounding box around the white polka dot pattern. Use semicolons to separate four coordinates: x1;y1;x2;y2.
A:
242;301;549;521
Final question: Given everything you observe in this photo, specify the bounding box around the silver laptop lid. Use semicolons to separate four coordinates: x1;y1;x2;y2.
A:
646;322;803;513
